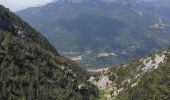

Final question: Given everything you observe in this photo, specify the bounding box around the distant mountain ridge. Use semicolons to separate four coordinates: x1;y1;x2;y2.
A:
144;0;170;18
17;0;170;68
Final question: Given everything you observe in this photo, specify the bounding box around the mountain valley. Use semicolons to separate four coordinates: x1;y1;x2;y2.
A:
17;0;170;68
0;0;170;100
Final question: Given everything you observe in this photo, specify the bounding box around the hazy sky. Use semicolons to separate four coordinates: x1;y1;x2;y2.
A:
0;0;53;12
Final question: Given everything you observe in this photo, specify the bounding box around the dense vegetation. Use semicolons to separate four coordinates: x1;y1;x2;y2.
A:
1;2;170;99
0;5;98;100
17;0;170;68
115;48;170;100
94;46;170;100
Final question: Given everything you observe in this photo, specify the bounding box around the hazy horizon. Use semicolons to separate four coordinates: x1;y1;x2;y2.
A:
0;0;158;12
0;0;53;11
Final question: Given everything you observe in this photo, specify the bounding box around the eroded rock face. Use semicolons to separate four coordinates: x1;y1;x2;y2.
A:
142;54;166;72
89;75;112;89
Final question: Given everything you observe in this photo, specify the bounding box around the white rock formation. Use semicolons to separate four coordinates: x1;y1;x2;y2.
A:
142;54;165;72
97;52;117;57
89;75;112;89
69;56;82;61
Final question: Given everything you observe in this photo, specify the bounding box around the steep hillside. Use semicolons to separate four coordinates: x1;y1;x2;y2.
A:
89;46;170;100
17;0;170;68
0;5;98;100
